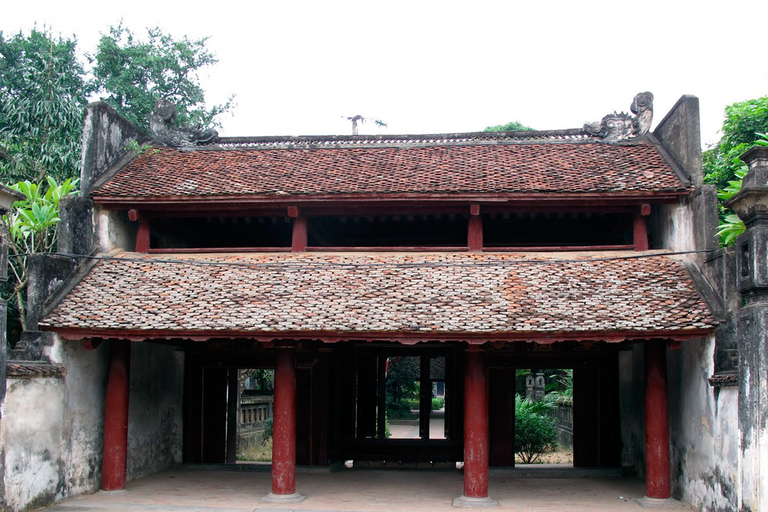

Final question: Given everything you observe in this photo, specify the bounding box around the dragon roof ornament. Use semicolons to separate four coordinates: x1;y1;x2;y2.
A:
149;99;220;147
584;92;654;143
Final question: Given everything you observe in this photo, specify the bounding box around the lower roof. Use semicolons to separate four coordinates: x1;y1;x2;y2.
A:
40;251;716;343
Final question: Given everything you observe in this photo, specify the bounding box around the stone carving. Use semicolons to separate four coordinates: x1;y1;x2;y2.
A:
150;99;219;147
584;92;654;143
630;92;654;135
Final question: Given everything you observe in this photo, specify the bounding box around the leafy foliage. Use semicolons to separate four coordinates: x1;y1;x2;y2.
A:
89;23;232;133
0;28;87;182
484;121;533;132
713;133;768;246
703;96;768;246
386;356;420;419
704;97;768;191
514;394;557;464
1;26;230;342
261;417;273;445
2;176;78;333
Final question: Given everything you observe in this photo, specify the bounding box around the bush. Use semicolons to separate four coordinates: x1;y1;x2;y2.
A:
514;395;557;464
431;398;444;410
261;417;273;445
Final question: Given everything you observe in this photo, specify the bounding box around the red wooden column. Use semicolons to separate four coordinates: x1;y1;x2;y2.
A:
633;204;651;252
261;341;305;503
468;204;483;252
102;339;131;491
288;206;307;252
129;209;150;253
454;345;498;507
644;340;671;499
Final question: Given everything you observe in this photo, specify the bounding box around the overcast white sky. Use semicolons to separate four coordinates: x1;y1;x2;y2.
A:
4;1;767;146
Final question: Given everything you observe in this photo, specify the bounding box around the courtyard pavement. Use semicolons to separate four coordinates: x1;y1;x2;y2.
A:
42;465;693;512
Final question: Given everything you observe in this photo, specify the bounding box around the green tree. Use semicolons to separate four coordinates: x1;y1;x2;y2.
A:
484;121;533;132
715;133;768;246
704;96;768;246
89;23;232;133
2;177;77;334
0;28;87;183
704;97;768;191
386;356;420;418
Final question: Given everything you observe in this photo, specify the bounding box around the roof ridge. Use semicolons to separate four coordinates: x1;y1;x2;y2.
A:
204;129;594;150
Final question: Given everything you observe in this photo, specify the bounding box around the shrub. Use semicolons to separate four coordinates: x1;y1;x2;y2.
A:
431;398;444;410
514;395;557;464
261;417;273;445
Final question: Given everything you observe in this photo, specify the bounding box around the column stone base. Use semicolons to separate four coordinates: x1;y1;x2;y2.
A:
452;495;499;508
259;492;306;503
635;497;685;509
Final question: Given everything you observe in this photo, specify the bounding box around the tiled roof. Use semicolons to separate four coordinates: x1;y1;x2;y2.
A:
41;252;716;340
93;139;688;199
6;362;67;379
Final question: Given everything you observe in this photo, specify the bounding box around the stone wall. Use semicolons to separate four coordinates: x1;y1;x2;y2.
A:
618;344;645;476
126;342;184;481
1;336;108;511
1;377;66;511
1;337;184;511
641;93;741;510
668;337;740;511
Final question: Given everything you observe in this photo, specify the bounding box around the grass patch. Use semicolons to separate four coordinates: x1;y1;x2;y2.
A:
237;438;272;462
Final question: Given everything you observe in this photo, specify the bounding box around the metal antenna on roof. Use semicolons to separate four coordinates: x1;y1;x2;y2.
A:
343;115;387;135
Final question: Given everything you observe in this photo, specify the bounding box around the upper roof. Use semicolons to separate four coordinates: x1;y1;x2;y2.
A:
92;132;690;203
40;251;716;342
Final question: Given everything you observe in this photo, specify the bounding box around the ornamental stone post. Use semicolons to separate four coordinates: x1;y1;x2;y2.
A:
725;146;768;512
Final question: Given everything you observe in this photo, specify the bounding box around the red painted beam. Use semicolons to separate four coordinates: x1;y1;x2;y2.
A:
102;340;131;491
143;244;635;254
463;346;490;498
94;190;689;211
47;326;716;344
272;342;298;496
644;340;671;499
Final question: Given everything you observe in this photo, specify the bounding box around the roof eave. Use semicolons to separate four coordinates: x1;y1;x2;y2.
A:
92;190;691;212
42;326;716;344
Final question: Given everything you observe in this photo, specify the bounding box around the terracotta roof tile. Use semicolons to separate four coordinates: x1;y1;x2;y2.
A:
41;252;716;339
93;141;687;199
6;362;67;378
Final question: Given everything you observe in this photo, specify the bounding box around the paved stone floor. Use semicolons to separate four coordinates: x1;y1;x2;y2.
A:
43;466;693;512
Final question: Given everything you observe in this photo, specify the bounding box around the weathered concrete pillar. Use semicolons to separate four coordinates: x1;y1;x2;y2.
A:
0;185;23;508
643;341;671;500
454;346;498;508
725;146;768;512
261;342;304;503
102;340;131;491
58;196;94;256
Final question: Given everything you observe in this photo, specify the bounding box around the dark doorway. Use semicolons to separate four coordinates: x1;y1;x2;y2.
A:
338;344;463;464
